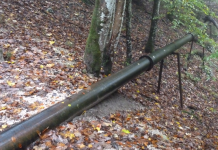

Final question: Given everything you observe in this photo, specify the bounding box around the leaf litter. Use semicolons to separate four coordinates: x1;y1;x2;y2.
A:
0;0;218;149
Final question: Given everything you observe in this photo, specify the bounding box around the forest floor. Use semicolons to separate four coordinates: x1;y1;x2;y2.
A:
0;0;218;149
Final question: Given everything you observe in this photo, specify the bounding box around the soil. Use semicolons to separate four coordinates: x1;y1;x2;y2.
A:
72;92;145;122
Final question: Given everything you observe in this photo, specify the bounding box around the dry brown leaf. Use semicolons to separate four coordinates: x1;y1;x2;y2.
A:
45;140;53;147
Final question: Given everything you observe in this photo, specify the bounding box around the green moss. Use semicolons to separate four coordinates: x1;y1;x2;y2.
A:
84;0;101;76
145;39;154;53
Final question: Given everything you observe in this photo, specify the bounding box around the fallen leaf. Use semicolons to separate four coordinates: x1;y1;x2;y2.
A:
7;80;15;86
40;65;44;69
122;129;131;134
88;144;92;148
49;41;55;45
4;44;10;48
78;144;85;148
46;64;55;68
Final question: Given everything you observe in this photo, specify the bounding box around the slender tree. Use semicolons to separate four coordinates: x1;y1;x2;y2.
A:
125;0;132;65
145;0;160;53
0;12;5;62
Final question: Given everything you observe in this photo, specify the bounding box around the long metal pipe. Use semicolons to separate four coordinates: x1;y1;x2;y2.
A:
0;34;193;150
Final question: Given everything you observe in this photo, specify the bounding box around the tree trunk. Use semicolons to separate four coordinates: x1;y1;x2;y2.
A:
85;0;126;76
84;0;101;76
102;0;126;75
126;0;132;65
145;0;160;53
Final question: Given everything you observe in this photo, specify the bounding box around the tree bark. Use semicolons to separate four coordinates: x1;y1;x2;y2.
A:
126;0;132;65
101;0;126;75
84;0;101;76
85;0;126;76
145;0;160;53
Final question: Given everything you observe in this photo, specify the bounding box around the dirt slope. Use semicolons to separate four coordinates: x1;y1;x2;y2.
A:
0;0;218;149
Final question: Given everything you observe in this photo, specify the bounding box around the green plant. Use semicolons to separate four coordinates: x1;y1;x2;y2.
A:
185;72;201;82
4;51;12;61
162;0;218;56
202;64;215;81
182;110;201;122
